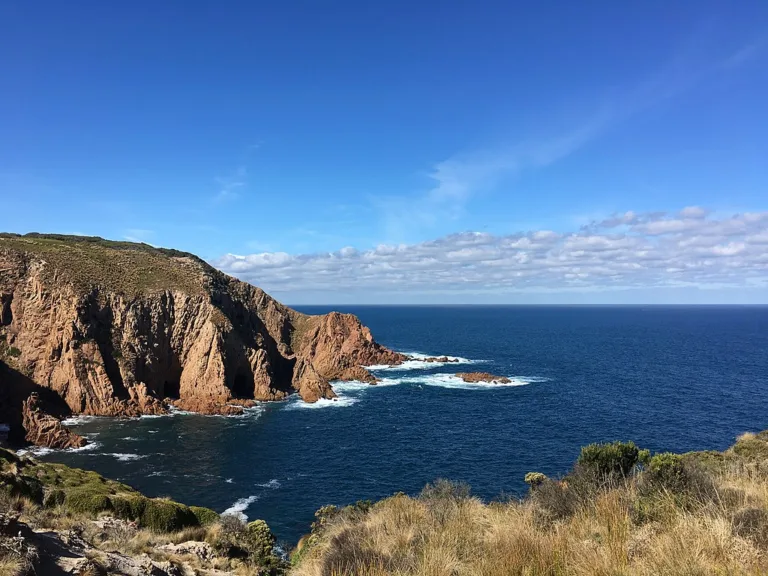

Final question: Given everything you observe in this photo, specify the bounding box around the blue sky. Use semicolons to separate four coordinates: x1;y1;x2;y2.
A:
1;1;767;303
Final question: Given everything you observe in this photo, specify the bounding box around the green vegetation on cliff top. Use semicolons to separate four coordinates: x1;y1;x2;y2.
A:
0;233;211;296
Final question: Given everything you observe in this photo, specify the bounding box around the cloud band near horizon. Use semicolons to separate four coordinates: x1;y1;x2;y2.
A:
214;207;768;296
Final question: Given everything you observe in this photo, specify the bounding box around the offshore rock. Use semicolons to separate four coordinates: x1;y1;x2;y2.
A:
455;372;511;384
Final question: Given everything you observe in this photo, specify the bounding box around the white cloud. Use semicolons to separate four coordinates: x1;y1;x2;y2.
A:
214;209;768;295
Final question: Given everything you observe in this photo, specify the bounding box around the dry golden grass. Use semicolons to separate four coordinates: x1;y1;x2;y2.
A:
291;436;768;576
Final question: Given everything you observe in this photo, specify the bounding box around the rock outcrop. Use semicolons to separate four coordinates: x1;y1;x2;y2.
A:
22;393;86;449
422;356;459;363
0;234;406;447
455;372;511;384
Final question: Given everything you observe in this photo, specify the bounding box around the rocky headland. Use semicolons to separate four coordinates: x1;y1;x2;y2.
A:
0;233;406;448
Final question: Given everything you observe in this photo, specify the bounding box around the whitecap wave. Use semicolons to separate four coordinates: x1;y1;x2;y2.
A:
61;415;100;426
223;495;259;521
69;441;101;452
257;479;281;489
225;478;234;484
104;453;146;461
382;373;544;390
368;351;483;371
285;395;358;409
17;446;54;457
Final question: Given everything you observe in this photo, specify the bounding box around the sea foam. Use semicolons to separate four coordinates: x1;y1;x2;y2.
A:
381;373;545;390
223;495;259;521
367;351;483;371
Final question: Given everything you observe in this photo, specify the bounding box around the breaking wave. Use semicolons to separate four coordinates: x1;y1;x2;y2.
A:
367;351;483;371
104;453;146;461
223;495;259;521
379;373;544;390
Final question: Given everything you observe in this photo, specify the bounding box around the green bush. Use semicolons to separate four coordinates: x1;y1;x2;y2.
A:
109;495;147;521
645;453;686;490
247;519;276;562
190;506;219;526
7;346;21;357
66;490;112;515
577;441;641;478
140;499;198;532
524;472;547;488
44;489;66;508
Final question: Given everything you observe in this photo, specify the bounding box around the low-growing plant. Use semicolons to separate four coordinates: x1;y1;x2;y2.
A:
524;472;547;488
43;488;66;508
139;498;197;532
66;491;112;516
190;505;219;526
577;440;642;478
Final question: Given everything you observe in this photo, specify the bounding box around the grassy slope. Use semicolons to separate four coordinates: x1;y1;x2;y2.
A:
0;448;283;574
0;233;208;296
291;431;768;576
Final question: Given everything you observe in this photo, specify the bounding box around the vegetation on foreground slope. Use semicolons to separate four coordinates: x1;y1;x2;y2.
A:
4;430;768;575
291;432;768;576
0;447;284;575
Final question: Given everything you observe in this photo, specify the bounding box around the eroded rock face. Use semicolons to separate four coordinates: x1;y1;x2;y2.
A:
0;236;403;447
22;393;86;449
455;372;511;384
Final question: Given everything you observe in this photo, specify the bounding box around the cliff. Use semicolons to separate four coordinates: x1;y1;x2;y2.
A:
0;233;405;446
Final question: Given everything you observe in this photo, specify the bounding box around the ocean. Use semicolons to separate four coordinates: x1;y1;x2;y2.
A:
33;306;768;545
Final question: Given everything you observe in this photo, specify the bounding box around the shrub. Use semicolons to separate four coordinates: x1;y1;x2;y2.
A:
732;433;768;461
43;489;66;508
645;453;687;490
140;499;197;532
524;472;547;488
311;505;340;534
66;491;112;516
420;479;471;501
109;495;147;521
247;519;276;562
190;506;219;526
7;347;21;358
577;441;641;478
208;515;250;558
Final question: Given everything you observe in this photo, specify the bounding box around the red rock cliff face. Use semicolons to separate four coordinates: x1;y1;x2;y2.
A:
0;235;406;445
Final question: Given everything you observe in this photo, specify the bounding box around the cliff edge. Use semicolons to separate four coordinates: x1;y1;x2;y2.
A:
0;234;405;446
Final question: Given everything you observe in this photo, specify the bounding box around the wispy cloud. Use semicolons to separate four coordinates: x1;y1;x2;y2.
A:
721;36;766;68
375;30;759;242
215;207;768;295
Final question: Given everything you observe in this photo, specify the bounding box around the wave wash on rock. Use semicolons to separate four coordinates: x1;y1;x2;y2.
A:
0;234;405;447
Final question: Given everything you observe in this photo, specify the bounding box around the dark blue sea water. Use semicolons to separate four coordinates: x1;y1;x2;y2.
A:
34;306;768;545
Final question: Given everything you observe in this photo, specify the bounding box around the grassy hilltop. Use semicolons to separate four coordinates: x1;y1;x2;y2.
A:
0;233;210;296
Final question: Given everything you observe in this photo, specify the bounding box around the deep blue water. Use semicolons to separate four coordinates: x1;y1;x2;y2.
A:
35;306;768;545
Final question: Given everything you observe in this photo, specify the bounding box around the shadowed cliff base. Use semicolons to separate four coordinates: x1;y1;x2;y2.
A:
0;233;406;448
